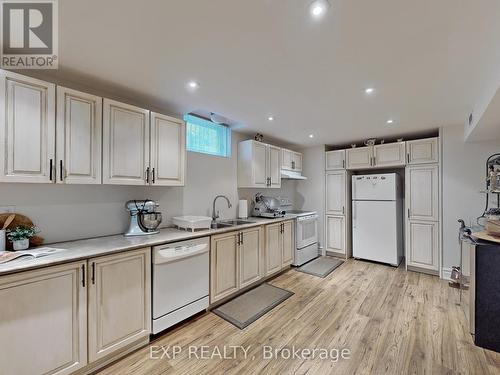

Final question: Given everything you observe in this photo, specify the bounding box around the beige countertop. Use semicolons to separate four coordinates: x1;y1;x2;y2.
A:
0;216;295;276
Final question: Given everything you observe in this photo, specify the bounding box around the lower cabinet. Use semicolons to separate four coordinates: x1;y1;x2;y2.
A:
0;262;87;375
210;232;240;303
406;220;439;272
88;248;151;362
282;220;294;267
0;248;151;375
211;227;264;303
265;223;283;275
325;215;346;256
239;226;263;288
265;220;294;276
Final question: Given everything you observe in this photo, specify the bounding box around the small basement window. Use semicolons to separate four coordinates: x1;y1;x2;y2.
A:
184;114;231;157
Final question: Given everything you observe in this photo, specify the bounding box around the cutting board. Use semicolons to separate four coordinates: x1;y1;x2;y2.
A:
0;213;44;250
472;231;500;245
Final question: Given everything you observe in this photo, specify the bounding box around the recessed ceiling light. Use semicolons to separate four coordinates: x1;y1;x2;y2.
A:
267;116;275;121
365;87;375;94
386;119;394;124
309;134;314;138
310;0;330;18
187;80;199;90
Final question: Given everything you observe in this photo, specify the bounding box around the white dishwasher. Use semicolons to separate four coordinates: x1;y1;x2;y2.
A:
152;236;210;334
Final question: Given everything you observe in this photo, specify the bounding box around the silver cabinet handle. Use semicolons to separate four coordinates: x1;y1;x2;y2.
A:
91;262;95;285
49;159;53;181
145;167;150;184
59;160;64;181
81;264;86;287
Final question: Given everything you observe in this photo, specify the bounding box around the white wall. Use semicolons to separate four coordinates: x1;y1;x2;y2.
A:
442;124;500;269
0;131;297;243
295;145;325;249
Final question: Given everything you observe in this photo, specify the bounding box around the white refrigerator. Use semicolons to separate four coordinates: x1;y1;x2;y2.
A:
352;173;403;266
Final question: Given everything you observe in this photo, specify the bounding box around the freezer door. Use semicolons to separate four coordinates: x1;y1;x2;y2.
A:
352;173;398;201
352;200;399;265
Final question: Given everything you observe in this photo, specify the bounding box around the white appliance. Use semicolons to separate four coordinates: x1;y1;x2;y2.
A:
352;173;403;266
287;210;319;266
152;237;209;334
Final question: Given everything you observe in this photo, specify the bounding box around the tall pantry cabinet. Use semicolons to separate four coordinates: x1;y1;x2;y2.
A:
325;150;352;258
405;137;440;274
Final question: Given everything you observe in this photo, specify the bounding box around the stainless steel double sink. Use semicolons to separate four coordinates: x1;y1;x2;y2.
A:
210;219;255;229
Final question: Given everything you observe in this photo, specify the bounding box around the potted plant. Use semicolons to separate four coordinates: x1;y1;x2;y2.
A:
6;225;39;251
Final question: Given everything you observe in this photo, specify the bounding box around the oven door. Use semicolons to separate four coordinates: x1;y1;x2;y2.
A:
296;214;318;249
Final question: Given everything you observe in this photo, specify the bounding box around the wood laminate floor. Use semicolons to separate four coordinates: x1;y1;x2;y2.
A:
97;259;500;375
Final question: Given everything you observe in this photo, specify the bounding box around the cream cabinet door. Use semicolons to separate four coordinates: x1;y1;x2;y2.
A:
407;221;439;271
239;227;262;289
406;138;439;165
211;232;239;303
150;112;185;186
326;215;345;254
326;150;345;170
253;141;268;187
282;220;294;267
326;171;346;215
102;99;150;185
346;146;373;170
281;148;294;170
265;223;283;275
0;262;87;375
373;142;406;168
406;165;439;221
56;86;102;184
268;144;282;188
292;152;302;172
0;71;55;183
88;248;151;362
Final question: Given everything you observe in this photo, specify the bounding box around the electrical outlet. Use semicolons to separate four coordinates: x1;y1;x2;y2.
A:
0;206;15;213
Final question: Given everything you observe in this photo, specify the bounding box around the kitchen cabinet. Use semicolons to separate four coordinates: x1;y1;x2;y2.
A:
0;261;87;375
0;70;55;183
326;171;346;215
373;142;406;168
406;137;439;165
238;140;281;188
210;232;239;302
326;150;345;170
211;227;264;302
406;165;439;221
102;99;150;185
239;227;263;289
325;215;346;255
265;222;283;275
264;220;294;275
150;112;186;186
406;220;439;271
282;149;303;172
88;248;151;362
282;220;294;267
56;86;102;184
346;146;373;170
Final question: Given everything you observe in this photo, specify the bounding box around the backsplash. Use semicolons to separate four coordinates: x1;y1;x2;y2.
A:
0;131;299;243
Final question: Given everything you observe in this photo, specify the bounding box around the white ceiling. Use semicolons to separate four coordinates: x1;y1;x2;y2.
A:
41;0;500;146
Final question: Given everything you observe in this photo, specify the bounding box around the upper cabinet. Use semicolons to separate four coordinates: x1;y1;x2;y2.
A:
150;112;185;186
326;150;345;170
0;71;55;183
238;140;281;188
346;146;373;169
56;86;102;184
406;137;439;165
103;99;150;185
282;148;302;172
373;142;406;168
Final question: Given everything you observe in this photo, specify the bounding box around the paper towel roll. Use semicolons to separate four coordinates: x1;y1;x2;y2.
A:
238;200;248;219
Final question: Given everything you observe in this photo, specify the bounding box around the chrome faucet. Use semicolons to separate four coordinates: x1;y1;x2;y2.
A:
212;195;232;221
